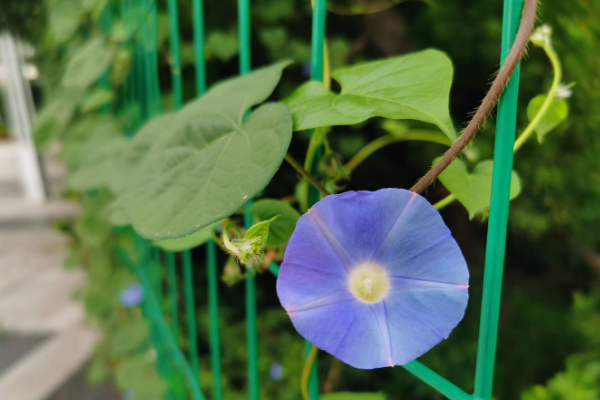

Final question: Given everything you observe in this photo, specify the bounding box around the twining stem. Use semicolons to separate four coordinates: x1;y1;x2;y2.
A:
435;33;563;211
513;41;562;152
343;130;452;177
409;0;538;194
285;153;331;197
301;345;319;400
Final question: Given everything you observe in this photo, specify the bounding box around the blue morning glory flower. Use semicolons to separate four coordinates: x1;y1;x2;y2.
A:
276;189;469;369
119;282;143;308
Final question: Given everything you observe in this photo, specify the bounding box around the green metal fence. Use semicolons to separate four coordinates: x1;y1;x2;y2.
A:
115;0;523;399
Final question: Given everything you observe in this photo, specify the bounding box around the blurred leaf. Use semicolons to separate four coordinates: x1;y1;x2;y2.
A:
255;0;295;22
81;88;114;113
206;31;239;61
48;0;82;44
116;61;293;239
249;199;300;246
63;38;114;89
436;158;521;219
284;49;456;141
321;392;387;400
110;319;149;355
86;356;109;384
526;94;569;143
33;88;83;149
154;221;221;251
111;49;132;86
116;354;167;396
60;114;121;172
109;20;130;43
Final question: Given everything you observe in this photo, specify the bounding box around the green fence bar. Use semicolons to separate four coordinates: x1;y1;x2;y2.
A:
167;0;183;110
403;361;472;400
303;1;328;398
191;0;224;397
192;0;207;95
473;0;523;399
183;250;200;382
237;0;259;398
206;239;224;400
166;251;180;337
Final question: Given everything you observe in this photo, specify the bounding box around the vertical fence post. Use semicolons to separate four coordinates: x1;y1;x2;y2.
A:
473;0;523;399
304;1;328;398
236;1;259;399
191;0;224;397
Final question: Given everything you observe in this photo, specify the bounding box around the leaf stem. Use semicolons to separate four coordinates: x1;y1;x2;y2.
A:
434;194;456;210
301;345;319;400
285;153;331;197
513;41;562;152
344;131;452;177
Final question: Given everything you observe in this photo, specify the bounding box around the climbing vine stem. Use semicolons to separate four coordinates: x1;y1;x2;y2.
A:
513;35;562;152
434;30;564;212
409;0;539;194
285;153;331;197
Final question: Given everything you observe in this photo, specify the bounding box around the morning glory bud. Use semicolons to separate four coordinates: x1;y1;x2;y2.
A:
277;189;469;369
556;83;573;99
223;216;278;271
530;24;552;47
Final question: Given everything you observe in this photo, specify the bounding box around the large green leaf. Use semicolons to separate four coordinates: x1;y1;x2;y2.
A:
154;221;221;251
436;158;521;219
321;392;386;400
62;38;114;89
526;94;569;143
284;49;456;141
116;61;293;239
249;199;300;246
68;114;172;193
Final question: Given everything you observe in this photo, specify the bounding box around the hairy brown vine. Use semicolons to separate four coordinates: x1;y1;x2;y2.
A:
409;0;539;194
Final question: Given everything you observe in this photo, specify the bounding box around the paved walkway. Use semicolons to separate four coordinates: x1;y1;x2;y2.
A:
0;140;113;400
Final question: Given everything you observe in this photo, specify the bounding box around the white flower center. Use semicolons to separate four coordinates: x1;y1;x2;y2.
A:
349;263;390;303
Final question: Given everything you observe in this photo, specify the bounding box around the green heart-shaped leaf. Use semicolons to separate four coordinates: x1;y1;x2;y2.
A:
526;94;569;143
62;38;114;89
117;61;293;239
69;114;172;194
284;49;456;141
436;158;521;219
249;199;300;246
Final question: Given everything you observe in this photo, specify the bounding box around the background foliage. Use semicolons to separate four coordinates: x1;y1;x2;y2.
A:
3;0;599;399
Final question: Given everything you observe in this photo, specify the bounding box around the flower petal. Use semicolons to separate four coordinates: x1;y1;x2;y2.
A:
371;193;469;286
384;287;469;365
288;300;392;369
306;189;414;264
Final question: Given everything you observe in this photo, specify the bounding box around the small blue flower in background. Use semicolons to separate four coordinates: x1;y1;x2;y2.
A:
122;389;134;400
277;189;469;369
119;282;143;308
269;362;284;382
301;62;312;78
